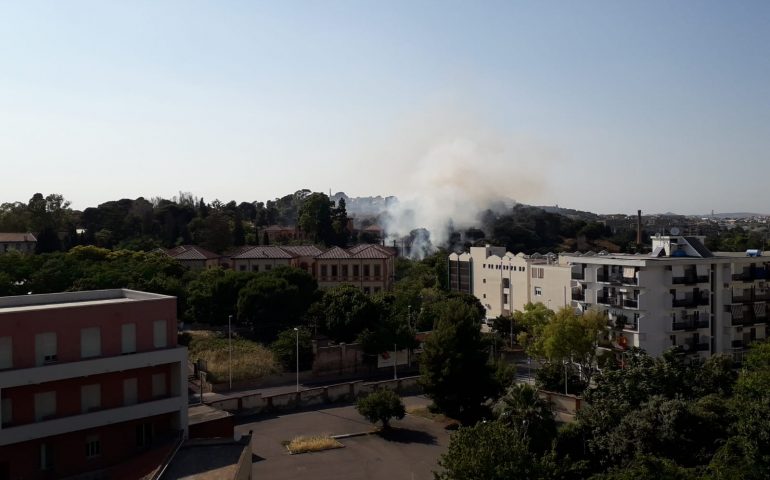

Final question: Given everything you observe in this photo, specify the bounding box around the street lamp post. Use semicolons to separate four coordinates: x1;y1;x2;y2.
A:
294;327;299;392
228;315;232;391
393;343;398;380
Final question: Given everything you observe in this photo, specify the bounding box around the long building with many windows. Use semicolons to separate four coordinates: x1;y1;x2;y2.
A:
0;289;188;479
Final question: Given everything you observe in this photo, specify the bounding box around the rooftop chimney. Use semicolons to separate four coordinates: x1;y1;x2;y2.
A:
636;210;642;247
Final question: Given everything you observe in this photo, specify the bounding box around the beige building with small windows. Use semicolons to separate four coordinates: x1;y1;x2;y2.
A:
449;245;572;319
315;244;396;294
0;233;37;254
230;246;293;273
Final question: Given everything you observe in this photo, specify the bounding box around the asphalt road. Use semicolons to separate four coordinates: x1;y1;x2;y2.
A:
237;395;450;480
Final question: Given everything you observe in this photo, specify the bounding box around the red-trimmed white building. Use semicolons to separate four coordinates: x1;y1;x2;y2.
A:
0;289;188;479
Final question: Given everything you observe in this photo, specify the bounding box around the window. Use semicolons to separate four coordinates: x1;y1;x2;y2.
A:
534;287;543;296
153;320;167;348
152;373;167;398
252;265;259;272
136;423;154;448
531;268;544;279
341;265;348;278
0;337;11;369
374;265;381;277
265;264;272;271
34;392;56;421
353;265;359;277
331;265;338;277
123;378;138;406
40;443;53;471
85;435;101;459
502;278;510;288
363;265;370;277
35;332;57;365
321;265;328;277
81;384;101;413
503;294;509;305
1;398;11;426
239;265;246;271
121;324;136;354
80;327;101;358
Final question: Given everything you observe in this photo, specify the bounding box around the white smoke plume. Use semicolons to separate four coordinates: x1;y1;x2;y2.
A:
382;134;553;259
340;103;558;259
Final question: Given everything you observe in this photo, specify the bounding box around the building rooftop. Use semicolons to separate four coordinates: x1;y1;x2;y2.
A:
0;289;174;313
166;245;221;260
161;436;251;480
0;233;37;242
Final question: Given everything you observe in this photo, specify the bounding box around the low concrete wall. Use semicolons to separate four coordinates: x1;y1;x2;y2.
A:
538;390;582;423
206;376;423;416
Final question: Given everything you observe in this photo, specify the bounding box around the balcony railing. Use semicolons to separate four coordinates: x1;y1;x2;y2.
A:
672;296;709;308
733;269;768;282
732;339;744;349
732;291;770;303
572;291;585;301
623;298;639;309
678;341;710;353
672;319;709;331
672;275;709;285
571;271;585;280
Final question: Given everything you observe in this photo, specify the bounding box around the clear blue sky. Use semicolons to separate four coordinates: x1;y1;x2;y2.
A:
1;1;768;214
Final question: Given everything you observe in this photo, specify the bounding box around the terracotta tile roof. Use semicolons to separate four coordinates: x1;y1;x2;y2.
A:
348;243;396;258
351;245;392;259
279;245;323;257
165;245;220;260
0;233;37;242
232;246;292;260
316;246;351;259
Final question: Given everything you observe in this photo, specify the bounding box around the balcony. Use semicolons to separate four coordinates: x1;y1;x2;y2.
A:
677;341;710;354
672;295;709;308
672;275;709;285
672;319;709;331
732;290;770;303
733;269;768;282
731;339;744;349
571;290;585;301
623;298;639;309
730;312;768;327
571;271;585;281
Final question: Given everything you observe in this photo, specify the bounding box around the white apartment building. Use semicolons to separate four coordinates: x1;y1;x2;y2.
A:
565;235;769;361
449;245;572;319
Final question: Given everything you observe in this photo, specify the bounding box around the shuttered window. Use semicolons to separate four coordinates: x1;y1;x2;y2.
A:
81;327;101;358
153;321;167;348
121;324;136;354
35;333;57;365
0;337;11;369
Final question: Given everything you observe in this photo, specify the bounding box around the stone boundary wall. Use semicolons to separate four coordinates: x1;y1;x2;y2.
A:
538;390;583;423
206;376;421;416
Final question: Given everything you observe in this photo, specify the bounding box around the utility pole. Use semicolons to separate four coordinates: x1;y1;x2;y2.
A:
294;328;300;392
228;315;232;391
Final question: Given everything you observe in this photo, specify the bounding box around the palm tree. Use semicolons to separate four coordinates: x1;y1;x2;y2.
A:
493;383;556;453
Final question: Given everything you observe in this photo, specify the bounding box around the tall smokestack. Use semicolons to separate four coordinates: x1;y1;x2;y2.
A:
636;210;642;247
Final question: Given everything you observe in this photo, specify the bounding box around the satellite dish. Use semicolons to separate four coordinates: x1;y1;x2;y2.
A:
670;227;680;236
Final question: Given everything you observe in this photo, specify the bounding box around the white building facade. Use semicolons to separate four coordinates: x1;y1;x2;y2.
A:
565;235;769;361
449;245;572;319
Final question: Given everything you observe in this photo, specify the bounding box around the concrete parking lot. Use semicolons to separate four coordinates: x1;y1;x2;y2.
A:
236;395;450;480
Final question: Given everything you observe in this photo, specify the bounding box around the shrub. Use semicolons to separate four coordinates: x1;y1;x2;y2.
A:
356;389;406;429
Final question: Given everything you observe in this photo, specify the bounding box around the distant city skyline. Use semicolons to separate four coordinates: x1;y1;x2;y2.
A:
1;1;768;215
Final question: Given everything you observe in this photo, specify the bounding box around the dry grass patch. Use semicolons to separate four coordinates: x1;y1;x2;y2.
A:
185;331;281;383
406;406;460;429
285;435;343;454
